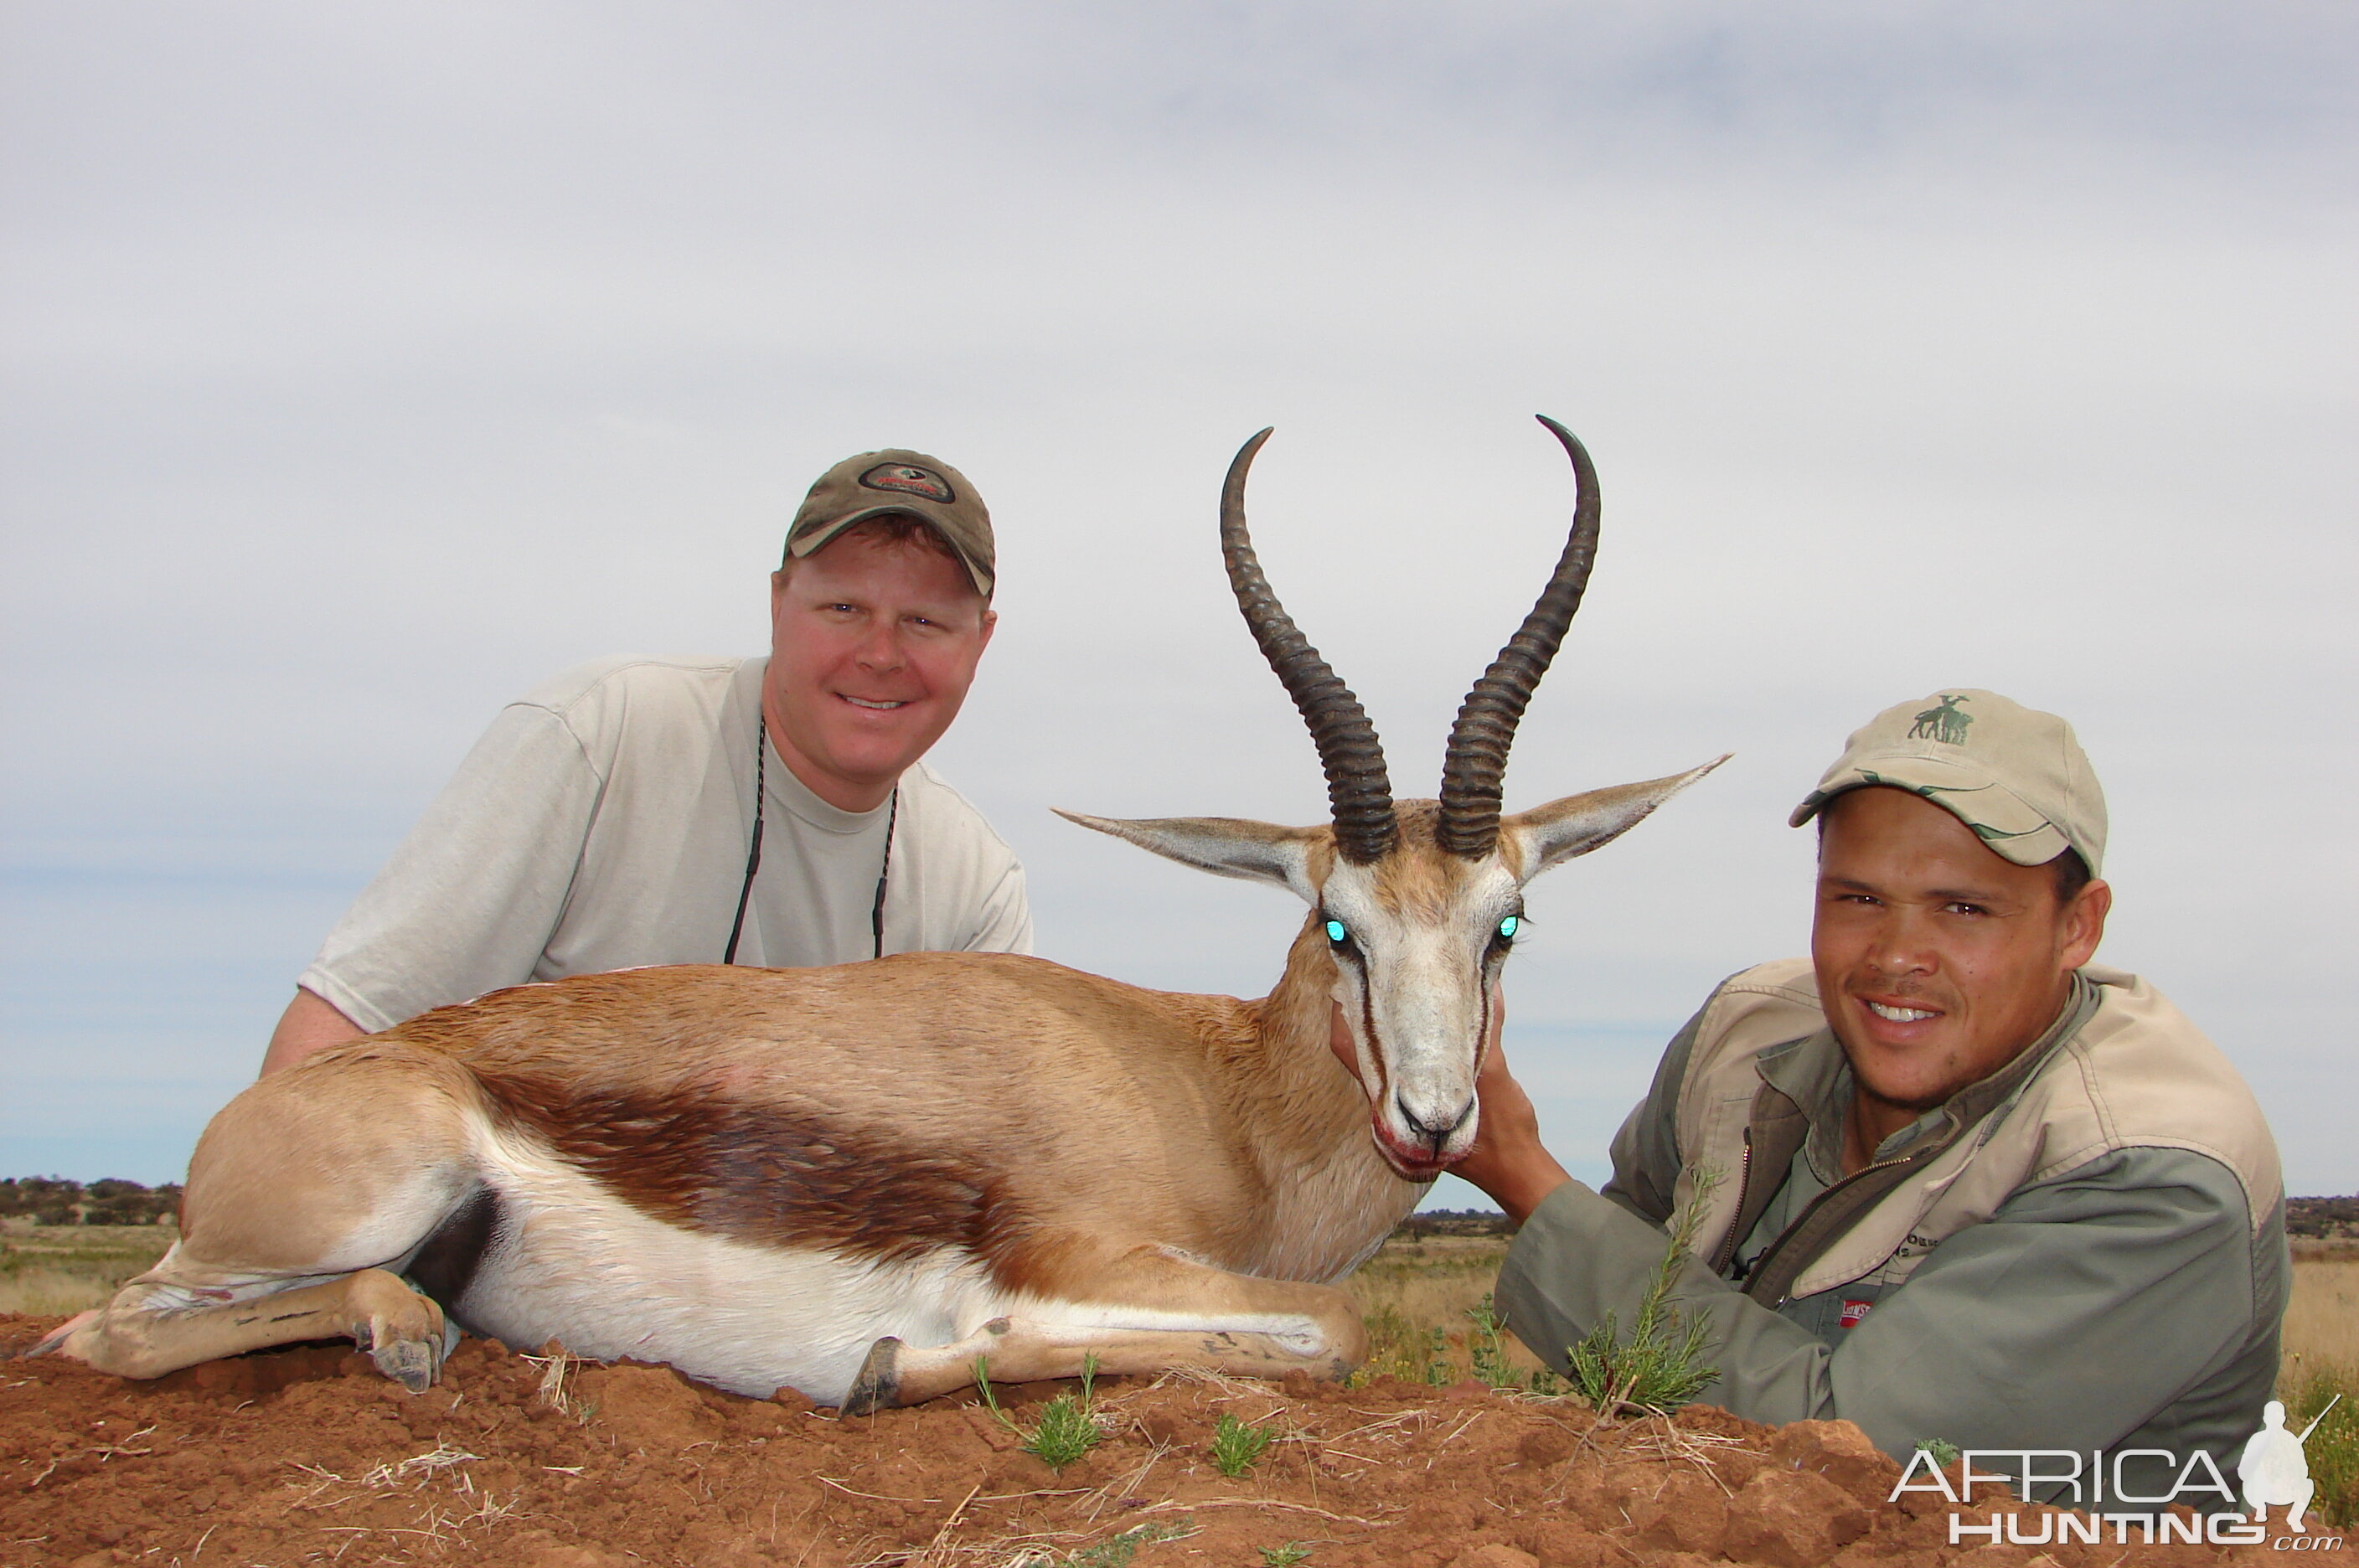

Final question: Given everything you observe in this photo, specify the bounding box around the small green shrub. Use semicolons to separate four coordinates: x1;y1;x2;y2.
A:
1210;1410;1277;1478
1422;1325;1453;1385
1461;1292;1565;1396
1565;1168;1722;1418
1259;1543;1312;1566
1914;1437;1961;1468
974;1351;1106;1473
1465;1294;1518;1390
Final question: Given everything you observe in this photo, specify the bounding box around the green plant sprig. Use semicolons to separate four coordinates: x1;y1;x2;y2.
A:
974;1350;1107;1472
1210;1409;1277;1478
1565;1165;1723;1419
972;1349;1108;1471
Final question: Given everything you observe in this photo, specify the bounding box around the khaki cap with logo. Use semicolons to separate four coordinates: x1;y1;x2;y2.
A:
1789;689;2107;875
785;448;995;597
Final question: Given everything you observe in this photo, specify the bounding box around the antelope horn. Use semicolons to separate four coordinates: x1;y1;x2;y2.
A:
1221;428;1398;864
1437;415;1602;859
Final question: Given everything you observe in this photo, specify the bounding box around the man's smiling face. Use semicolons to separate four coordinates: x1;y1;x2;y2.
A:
1813;786;2109;1122
764;524;995;811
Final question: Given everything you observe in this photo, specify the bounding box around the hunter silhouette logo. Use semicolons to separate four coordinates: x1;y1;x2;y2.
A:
2241;1395;2338;1533
1908;694;1974;746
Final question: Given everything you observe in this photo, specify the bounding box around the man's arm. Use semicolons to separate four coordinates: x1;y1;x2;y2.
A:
281;700;605;1064
1493;1148;2262;1458
259;987;368;1076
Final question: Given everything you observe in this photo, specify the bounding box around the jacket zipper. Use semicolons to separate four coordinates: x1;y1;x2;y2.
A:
1709;1126;1755;1277
1746;1137;1945;1307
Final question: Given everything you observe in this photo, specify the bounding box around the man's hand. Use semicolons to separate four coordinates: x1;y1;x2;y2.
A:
1327;998;1573;1227
1453;1035;1574;1226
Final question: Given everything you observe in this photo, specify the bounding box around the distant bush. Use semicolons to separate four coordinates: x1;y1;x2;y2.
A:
1390;1209;1513;1240
2289;1195;2359;1240
0;1176;181;1226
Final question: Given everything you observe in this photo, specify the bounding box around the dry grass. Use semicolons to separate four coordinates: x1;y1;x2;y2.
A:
0;1220;176;1314
2279;1257;2359;1528
1346;1235;1548;1385
2283;1257;2359;1379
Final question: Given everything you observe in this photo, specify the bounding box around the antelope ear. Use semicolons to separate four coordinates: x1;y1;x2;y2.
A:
1501;756;1731;876
1055;810;1319;896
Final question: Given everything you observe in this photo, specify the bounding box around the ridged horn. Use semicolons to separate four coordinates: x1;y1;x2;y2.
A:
1221;428;1398;864
1436;415;1602;859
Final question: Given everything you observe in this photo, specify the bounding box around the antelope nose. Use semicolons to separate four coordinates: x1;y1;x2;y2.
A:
1397;1095;1474;1145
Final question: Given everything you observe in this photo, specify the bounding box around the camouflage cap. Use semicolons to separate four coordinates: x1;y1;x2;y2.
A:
1789;689;2107;875
785;448;994;597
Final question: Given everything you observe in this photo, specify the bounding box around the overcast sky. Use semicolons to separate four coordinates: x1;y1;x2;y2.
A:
3;3;2352;1203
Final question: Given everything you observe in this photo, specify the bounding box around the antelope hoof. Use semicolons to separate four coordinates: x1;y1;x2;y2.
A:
371;1335;441;1394
346;1268;447;1393
24;1308;103;1364
844;1335;903;1416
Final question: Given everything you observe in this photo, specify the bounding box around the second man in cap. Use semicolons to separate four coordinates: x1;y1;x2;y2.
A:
1453;689;2285;1500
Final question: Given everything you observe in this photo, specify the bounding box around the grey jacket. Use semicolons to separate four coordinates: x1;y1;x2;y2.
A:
1495;960;2287;1495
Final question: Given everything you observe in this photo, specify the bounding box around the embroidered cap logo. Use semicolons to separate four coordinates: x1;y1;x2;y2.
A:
859;462;955;504
1907;694;1974;746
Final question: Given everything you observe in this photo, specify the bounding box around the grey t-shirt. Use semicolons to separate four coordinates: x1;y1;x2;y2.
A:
299;655;1032;1033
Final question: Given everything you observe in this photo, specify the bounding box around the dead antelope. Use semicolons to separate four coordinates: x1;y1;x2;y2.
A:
37;418;1721;1411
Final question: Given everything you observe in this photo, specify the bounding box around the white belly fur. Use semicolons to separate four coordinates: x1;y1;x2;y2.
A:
454;1142;1023;1404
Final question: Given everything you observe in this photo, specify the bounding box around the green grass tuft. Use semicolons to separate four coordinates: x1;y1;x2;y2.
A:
1258;1543;1312;1565
1210;1410;1277;1478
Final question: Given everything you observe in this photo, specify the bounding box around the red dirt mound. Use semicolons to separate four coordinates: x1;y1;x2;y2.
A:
1;1315;2284;1566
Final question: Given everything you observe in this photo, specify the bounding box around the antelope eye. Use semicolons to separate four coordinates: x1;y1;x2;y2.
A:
1324;919;1350;946
1496;915;1520;941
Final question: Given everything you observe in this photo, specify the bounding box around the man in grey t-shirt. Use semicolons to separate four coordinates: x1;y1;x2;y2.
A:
261;448;1032;1075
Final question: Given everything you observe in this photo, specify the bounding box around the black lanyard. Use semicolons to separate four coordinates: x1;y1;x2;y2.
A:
724;718;895;964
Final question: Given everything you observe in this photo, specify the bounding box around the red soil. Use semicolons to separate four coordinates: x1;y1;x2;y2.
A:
2;1315;2287;1566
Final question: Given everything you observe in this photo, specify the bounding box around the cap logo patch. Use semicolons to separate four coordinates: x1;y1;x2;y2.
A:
1907;694;1974;746
859;462;954;504
1839;1298;1874;1328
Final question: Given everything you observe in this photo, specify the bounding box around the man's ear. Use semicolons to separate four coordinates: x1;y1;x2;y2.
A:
1055;810;1318;897
2062;879;2111;969
1500;756;1729;876
976;606;998;649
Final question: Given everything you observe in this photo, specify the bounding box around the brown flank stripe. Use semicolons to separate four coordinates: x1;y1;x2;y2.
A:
469;1068;1041;1276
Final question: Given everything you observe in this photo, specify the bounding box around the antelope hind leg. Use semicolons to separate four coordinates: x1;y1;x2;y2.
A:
847;1245;1368;1413
36;1268;449;1390
34;1037;480;1391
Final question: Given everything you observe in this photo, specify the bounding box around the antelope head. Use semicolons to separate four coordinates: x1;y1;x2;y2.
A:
1062;418;1724;1180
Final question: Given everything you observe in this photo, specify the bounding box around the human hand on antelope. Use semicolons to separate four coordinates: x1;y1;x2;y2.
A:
1328;998;1574;1227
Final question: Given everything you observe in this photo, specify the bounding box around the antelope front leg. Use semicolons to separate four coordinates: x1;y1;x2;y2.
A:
846;1245;1367;1413
38;1268;449;1391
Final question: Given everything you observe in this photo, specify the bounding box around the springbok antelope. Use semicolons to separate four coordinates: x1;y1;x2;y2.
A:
37;418;1721;1411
